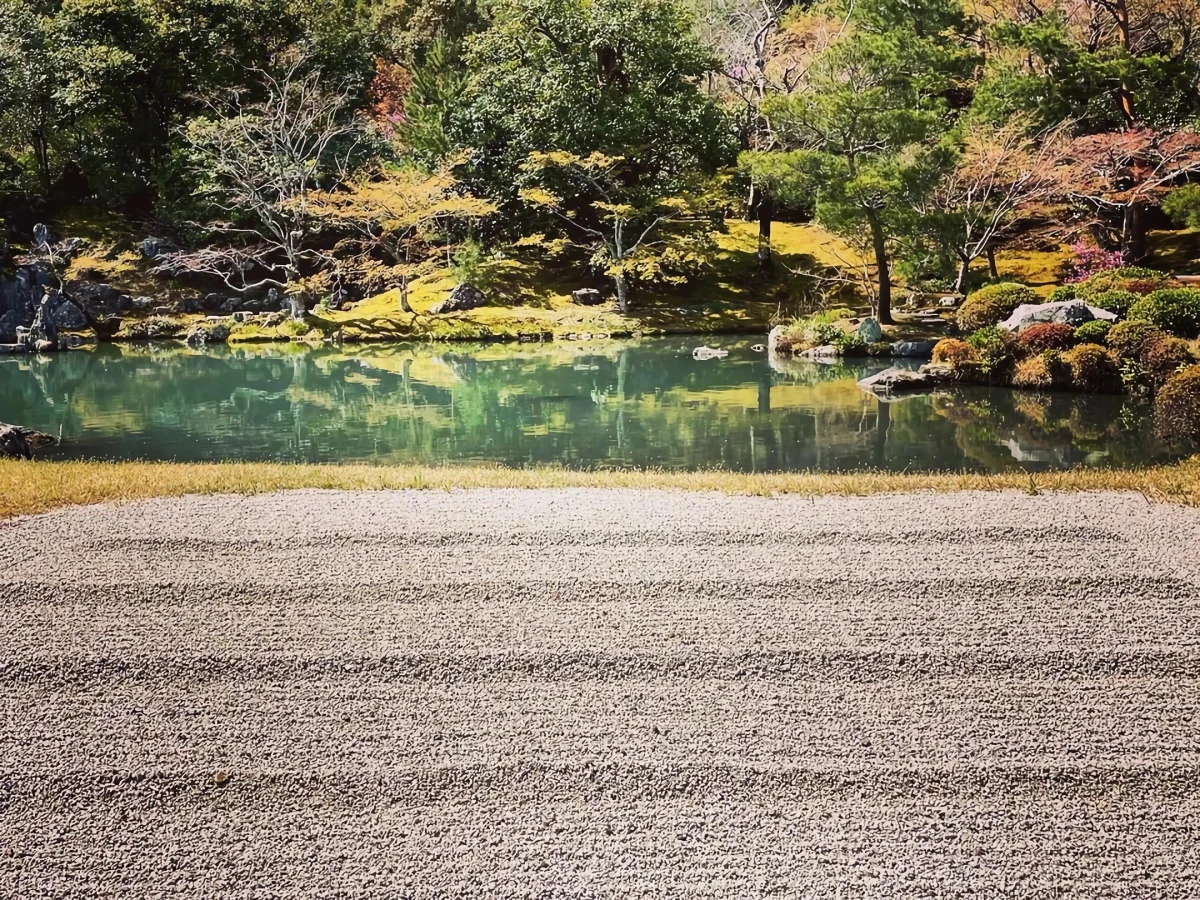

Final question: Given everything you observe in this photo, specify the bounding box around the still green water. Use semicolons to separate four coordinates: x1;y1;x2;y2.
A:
0;338;1171;472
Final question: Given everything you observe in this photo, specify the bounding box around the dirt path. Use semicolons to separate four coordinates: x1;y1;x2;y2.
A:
2;489;1199;898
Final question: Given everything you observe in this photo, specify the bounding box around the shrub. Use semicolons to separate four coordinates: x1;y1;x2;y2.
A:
1062;343;1120;392
955;282;1038;332
1128;288;1200;338
1141;335;1197;388
1048;284;1078;304
1012;354;1057;389
931;338;976;366
966;326;1017;375
1065;240;1125;283
1073;320;1112;344
1076;265;1171;294
1086;290;1137;317
1155;365;1200;444
1018;322;1075;353
1105;320;1163;359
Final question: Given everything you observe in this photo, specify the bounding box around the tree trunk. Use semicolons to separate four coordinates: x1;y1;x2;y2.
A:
398;278;413;315
615;272;630;314
987;246;999;280
1112;0;1137;128
757;192;774;268
866;211;894;325
1123;202;1147;263
954;257;970;295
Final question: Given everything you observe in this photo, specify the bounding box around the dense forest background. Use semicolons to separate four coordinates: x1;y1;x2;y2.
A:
2;0;1200;323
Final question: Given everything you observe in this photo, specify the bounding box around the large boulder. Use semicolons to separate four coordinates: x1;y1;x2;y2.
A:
999;300;1118;333
856;317;884;343
0;422;56;459
857;366;946;394
185;322;231;345
429;283;485;315
890;339;938;358
139;237;175;259
572;288;605;306
0;311;17;343
52;300;88;331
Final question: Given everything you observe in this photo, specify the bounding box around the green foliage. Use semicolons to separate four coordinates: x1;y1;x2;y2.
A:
931;338;975;366
1018;322;1075;353
456;0;731;202
1128;288;1200;338
1141;335;1197;389
966;325;1016;375
1048;285;1078;304
955;282;1037;331
1012;353;1058;389
396;37;467;166
1163;185;1200;230
1073;320;1112;345
1155;366;1200;445
1075;267;1175;301
1085;290;1137;317
450;238;485;285
1106;320;1164;360
1062;343;1120;393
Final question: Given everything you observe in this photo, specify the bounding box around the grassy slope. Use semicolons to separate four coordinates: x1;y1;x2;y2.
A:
34;207;1200;343
2;458;1200;519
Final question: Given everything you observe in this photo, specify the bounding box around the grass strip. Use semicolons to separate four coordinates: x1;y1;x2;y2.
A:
2;458;1200;519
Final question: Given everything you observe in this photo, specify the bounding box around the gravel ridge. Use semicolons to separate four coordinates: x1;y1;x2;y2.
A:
2;488;1199;898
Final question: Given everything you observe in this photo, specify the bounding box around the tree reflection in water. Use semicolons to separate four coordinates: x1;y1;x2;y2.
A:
0;339;1172;472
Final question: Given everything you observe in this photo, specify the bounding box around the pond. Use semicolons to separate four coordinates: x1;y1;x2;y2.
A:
0;338;1173;472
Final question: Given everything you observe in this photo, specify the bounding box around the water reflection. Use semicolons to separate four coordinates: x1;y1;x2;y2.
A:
0;339;1170;472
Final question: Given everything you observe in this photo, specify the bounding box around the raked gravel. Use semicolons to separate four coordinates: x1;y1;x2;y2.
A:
1;488;1199;898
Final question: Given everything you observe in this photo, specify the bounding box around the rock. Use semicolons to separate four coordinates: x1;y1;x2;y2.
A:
571;289;605;306
0;311;17;343
33;339;56;353
185;322;231;345
178;297;202;314
857;366;946;394
220;297;241;313
52;301;87;331
767;324;789;355
890;340;938;358
693;346;729;360
231;311;256;324
999;300;1118;333
429;283;485;315
751;344;766;353
0;344;24;354
856;317;884;343
0;422;56;459
203;293;224;311
131;297;155;311
799;344;839;359
139;237;175;259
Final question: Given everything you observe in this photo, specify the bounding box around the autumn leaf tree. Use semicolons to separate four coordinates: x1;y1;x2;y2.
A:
310;164;496;314
519;152;696;313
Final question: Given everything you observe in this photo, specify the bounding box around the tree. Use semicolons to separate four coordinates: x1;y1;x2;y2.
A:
753;0;978;323
923;119;1070;293
156;58;362;298
1065;127;1200;261
453;0;732;208
519;151;695;312
0;0;59;194
309;164;496;314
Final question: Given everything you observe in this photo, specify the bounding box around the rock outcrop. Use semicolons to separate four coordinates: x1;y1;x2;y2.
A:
429;284;485;315
0;423;57;459
999;301;1118;333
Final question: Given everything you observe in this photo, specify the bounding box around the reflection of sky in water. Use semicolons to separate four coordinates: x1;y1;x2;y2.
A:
0;339;1168;473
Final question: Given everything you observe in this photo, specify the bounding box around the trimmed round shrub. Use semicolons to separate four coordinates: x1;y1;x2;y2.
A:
1073;320;1112;344
1076;266;1174;299
966;326;1017;375
931;338;976;366
1105;320;1163;359
1048;284;1078;304
1127;288;1200;338
1141;335;1197;388
1086;290;1137;317
1012;353;1057;389
1062;343;1120;393
1154;365;1200;445
955;282;1038;332
1018;322;1075;354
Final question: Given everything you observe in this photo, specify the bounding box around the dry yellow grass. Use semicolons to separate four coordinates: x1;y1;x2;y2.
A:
2;459;1200;519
